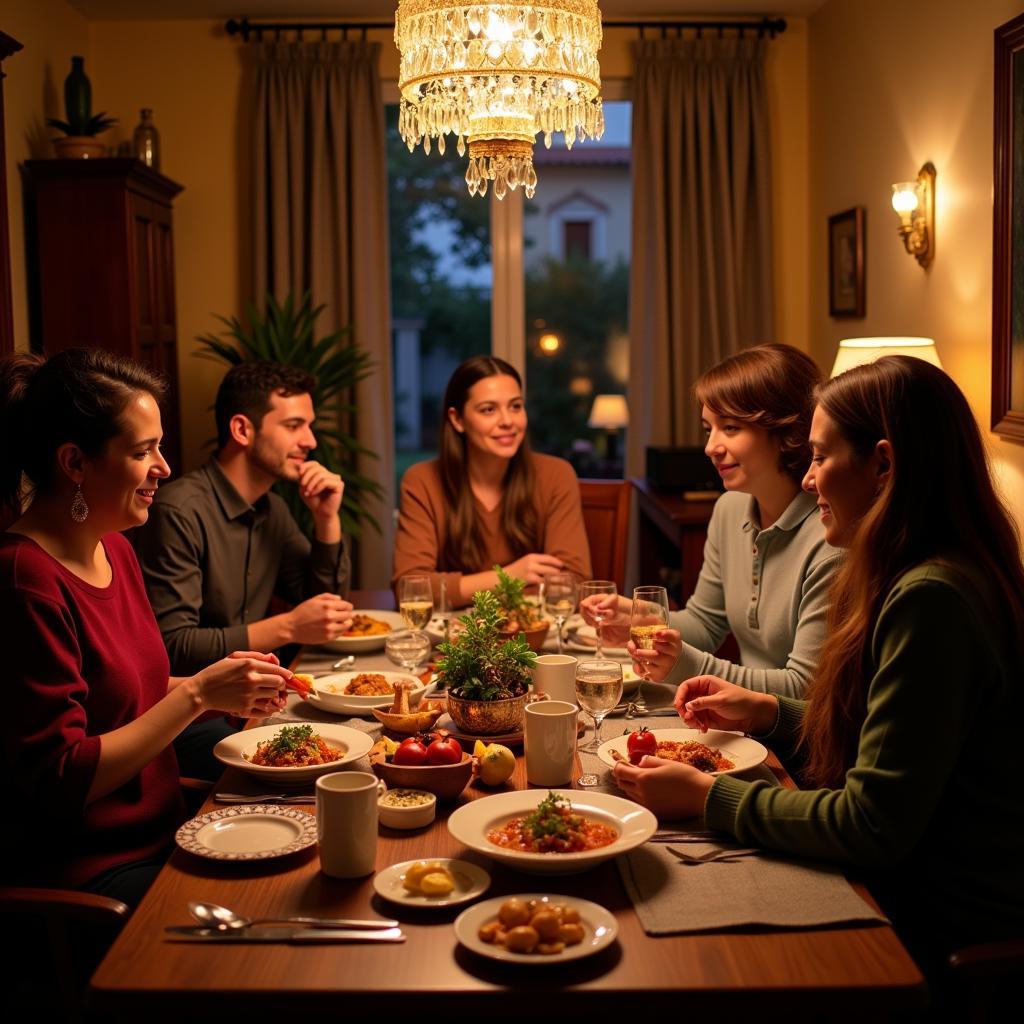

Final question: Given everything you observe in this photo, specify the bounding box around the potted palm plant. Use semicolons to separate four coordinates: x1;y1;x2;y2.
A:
438;590;538;736
195;291;382;539
48;56;116;159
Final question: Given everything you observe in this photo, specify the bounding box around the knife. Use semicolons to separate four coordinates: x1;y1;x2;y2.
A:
166;926;405;944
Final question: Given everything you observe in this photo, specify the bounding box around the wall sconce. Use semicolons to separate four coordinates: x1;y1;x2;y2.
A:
831;336;942;377
890;162;935;268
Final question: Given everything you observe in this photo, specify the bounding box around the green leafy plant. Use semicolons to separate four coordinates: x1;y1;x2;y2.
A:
437;590;536;701
195;291;382;538
492;564;544;631
47;111;117;137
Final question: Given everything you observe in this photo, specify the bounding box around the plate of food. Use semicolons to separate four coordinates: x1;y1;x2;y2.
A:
373;857;490;908
447;789;656;874
175;804;318;862
454;894;617;963
321;609;405;653
597;727;767;776
308;671;429;713
214;722;375;783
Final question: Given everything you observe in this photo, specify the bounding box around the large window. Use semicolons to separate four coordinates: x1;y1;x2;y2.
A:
387;99;632;488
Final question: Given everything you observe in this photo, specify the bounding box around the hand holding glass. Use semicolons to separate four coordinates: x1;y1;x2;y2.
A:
629;586;670;713
579;580;617;658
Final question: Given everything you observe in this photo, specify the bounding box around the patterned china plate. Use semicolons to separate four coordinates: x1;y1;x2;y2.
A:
175;804;317;861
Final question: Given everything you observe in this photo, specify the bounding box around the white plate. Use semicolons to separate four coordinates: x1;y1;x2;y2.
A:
214;722;375;783
454;894;617;963
372;858;490;908
311;671;428;712
596;728;768;775
320;609;406;653
447;789;656;874
564;624;629;658
175;804;318;861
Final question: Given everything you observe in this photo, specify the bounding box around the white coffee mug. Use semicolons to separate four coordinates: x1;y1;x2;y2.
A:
531;654;578;705
524;700;578;786
316;771;386;878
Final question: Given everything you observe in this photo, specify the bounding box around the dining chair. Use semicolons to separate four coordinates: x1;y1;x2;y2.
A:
947;937;1024;1022
0;885;129;1017
578;478;632;591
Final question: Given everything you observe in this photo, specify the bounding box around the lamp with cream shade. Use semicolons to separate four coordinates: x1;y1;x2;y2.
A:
588;393;628;466
830;337;942;378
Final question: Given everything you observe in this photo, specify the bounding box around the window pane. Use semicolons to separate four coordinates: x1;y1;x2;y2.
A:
386;104;492;491
523;101;632;478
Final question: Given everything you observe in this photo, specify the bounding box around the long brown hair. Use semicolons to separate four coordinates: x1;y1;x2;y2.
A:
695;343;822;482
800;356;1024;786
438;356;539;571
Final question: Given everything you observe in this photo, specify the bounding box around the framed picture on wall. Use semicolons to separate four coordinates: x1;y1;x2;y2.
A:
992;11;1024;443
828;206;865;318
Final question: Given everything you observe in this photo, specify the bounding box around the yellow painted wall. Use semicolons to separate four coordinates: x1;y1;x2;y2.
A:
3;0;91;353
808;0;1024;526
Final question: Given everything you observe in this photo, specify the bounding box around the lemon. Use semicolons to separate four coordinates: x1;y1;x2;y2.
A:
477;743;516;786
473;740;488;758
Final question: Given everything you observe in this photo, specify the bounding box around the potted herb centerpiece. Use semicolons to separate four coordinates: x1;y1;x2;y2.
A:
492;564;550;652
438;590;538;736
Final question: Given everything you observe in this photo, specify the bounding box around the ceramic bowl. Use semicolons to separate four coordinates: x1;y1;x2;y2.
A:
370;752;474;801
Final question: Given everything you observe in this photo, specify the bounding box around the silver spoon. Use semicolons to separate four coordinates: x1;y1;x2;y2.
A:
188;900;398;931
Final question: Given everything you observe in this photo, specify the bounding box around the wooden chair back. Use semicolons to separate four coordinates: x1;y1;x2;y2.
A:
578;478;632;590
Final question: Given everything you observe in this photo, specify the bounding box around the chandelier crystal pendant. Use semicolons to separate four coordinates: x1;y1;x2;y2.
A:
395;1;605;199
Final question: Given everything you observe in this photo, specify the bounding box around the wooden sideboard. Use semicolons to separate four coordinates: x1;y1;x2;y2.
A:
23;158;184;470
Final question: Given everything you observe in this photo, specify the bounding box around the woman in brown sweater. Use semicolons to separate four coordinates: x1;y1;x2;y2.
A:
392;356;592;606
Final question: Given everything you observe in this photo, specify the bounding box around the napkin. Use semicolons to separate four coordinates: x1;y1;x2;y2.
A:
618;841;887;934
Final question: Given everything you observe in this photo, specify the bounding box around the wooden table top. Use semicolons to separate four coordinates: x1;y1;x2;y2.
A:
89;639;926;1017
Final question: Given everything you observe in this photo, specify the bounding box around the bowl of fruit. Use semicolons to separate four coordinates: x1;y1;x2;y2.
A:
370;731;474;801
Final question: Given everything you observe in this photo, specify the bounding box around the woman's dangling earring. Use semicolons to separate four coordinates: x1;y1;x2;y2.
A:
70;484;89;523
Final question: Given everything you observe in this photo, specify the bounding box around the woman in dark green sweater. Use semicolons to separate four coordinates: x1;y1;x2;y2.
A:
613;355;1024;954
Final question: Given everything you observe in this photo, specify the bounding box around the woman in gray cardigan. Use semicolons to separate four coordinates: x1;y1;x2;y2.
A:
583;343;840;698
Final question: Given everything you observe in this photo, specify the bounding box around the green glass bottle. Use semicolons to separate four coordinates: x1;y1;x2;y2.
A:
64;55;91;134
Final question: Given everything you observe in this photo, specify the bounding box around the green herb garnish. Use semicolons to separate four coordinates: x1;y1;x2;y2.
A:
256;724;314;758
521;792;579;843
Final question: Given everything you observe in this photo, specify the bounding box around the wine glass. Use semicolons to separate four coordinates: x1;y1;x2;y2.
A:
629;586;670;714
385;630;432;675
579;580;617;658
542;572;578;655
398;574;433;630
575;659;624;753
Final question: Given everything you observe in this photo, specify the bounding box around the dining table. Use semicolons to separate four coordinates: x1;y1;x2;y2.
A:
89;591;927;1017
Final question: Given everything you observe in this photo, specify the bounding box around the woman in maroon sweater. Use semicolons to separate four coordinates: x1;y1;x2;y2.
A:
0;349;293;905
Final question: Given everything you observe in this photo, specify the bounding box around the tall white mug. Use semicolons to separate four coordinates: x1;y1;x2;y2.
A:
524;700;578;786
316;771;385;878
531;654;578;705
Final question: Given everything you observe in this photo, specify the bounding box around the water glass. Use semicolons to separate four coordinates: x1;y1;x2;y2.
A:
385;629;432;674
579;579;617;658
542;572;578;655
575;659;624;753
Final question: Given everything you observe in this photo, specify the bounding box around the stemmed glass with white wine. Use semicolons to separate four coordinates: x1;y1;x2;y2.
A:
575;659;624;753
398;574;433;630
542;572;578;655
629;586;670;714
579;579;617;658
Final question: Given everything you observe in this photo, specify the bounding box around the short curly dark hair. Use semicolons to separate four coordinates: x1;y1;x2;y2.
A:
694;343;822;483
214;361;316;450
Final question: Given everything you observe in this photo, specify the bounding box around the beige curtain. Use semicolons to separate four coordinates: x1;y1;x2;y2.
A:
253;39;394;588
627;35;774;471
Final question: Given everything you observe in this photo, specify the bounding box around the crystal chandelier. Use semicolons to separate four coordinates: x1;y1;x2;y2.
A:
395;2;605;199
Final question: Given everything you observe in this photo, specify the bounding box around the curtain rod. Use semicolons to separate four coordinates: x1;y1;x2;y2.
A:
225;16;787;44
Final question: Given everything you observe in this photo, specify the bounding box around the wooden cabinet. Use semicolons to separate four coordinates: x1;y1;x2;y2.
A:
23;158;184;469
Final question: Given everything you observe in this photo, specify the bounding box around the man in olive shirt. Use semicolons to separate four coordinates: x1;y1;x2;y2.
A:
135;362;353;678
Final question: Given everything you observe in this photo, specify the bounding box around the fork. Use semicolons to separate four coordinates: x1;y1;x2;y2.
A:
667;846;759;865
